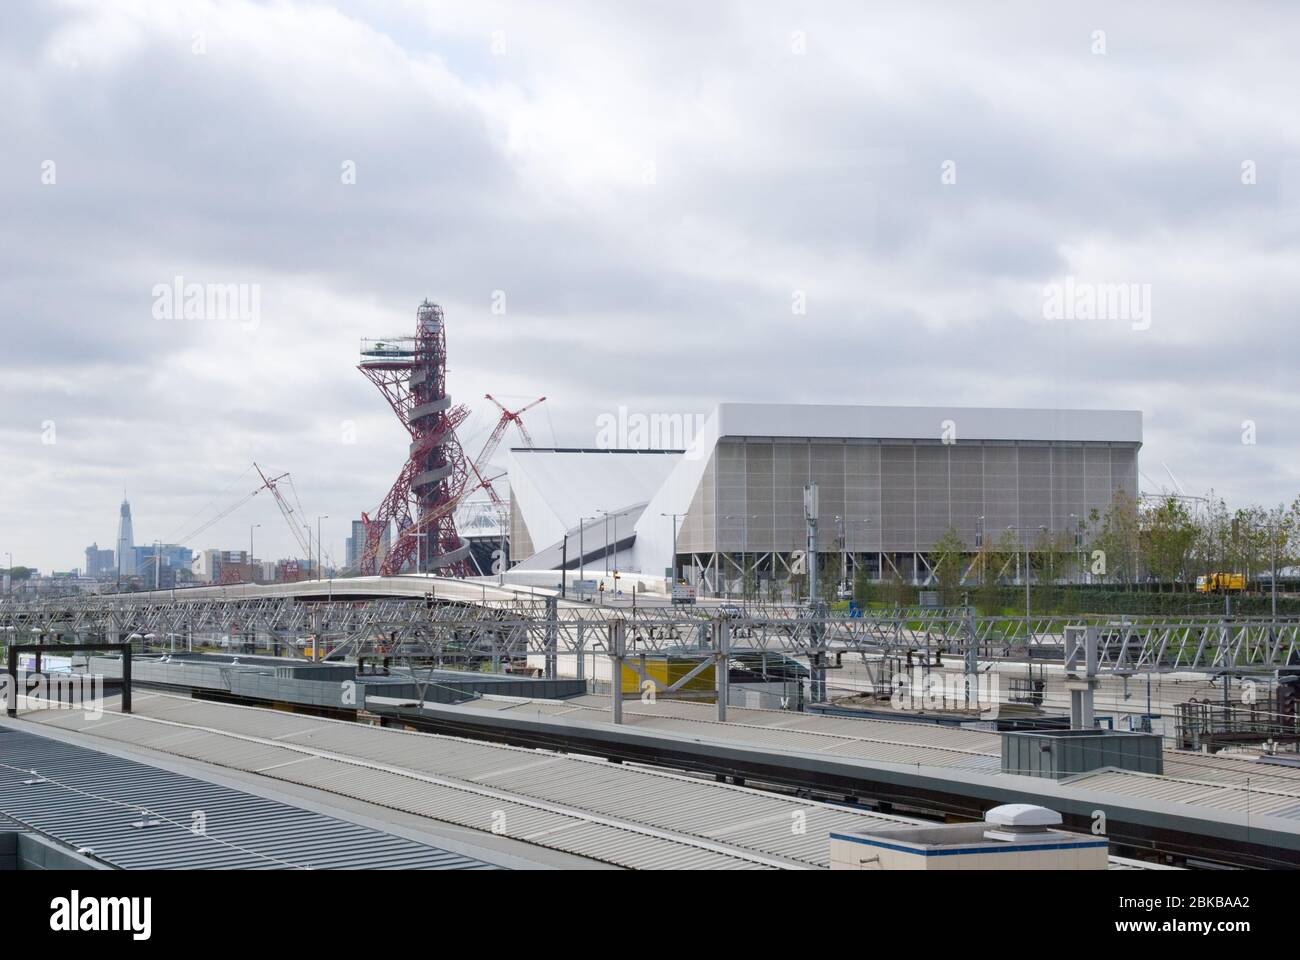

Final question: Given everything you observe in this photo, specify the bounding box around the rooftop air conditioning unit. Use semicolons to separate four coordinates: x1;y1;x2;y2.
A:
983;803;1062;842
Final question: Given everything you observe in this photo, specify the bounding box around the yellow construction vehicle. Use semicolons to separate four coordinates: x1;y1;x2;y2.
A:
1196;572;1246;593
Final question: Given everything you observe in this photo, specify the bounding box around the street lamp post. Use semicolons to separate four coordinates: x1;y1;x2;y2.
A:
498;510;507;586
250;524;261;583
831;516;873;596
1023;527;1030;619
1041;524;1051;590
560;530;568;598
724;514;757;604
1007;524;1036;620
599;510;610;577
596;509;623;596
835;515;845;595
841;518;872;596
1070;513;1087;597
661;512;685;585
578;515;597;598
316;515;328;580
595;509;617;602
1255;515;1281;623
744;514;758;603
412;532;427;578
1272;521;1279;621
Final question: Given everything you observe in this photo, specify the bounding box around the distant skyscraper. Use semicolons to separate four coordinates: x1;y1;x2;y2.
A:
132;543;193;587
84;543;114;579
116;498;136;576
346;518;388;571
346;520;365;570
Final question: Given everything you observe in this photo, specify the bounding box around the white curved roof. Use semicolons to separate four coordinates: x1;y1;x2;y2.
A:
506;449;682;553
99;575;521;604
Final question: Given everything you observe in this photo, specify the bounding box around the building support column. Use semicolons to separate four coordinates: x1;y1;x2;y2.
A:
544;595;557;680
609;618;625;725
716;619;730;722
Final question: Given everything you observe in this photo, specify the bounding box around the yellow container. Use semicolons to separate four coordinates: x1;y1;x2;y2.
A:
620;657;716;697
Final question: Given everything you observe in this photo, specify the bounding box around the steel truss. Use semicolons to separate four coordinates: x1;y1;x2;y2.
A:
4;596;1300;677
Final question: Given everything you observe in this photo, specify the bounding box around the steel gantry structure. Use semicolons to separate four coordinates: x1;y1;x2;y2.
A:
4;595;1300;677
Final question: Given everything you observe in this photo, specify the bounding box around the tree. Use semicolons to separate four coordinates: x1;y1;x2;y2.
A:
852;562;874;607
1141;496;1198;591
1090;490;1141;587
1029;526;1072;610
1191;493;1233;585
1240;498;1300;593
1277;497;1300;572
878;569;915;607
990;528;1022;582
1229;505;1271;586
788;571;807;603
818;568;838;605
929;527;968;607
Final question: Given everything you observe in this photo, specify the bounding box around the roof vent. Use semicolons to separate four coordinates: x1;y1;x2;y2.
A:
983;803;1062;842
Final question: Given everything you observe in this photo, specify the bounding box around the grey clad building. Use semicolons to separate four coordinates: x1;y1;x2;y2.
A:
506;402;1141;593
345;518;390;572
83;543;114;579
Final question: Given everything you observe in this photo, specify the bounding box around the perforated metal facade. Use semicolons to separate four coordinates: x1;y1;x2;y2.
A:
677;438;1138;559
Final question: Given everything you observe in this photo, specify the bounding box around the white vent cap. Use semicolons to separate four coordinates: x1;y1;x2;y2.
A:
984;804;1063;829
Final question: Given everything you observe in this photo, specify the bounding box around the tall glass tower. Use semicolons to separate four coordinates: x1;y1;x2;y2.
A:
116;498;136;576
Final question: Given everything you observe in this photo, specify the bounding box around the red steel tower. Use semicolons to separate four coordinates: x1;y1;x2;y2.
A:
357;300;472;576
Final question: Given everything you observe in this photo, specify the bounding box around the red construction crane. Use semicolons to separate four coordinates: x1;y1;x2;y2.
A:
472;394;545;511
480;395;545;460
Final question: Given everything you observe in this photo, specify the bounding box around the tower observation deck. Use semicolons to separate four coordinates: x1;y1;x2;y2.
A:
356;301;472;576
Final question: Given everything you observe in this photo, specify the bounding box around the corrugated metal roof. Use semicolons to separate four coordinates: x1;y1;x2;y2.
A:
1068;768;1300;820
20;693;925;869
0;727;494;870
1162;753;1300;795
419;692;1300;845
570;694;1004;750
476;694;1300;797
12;696;1246;868
458;695;1003;772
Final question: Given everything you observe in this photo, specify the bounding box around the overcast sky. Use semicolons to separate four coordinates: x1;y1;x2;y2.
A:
2;0;1298;573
